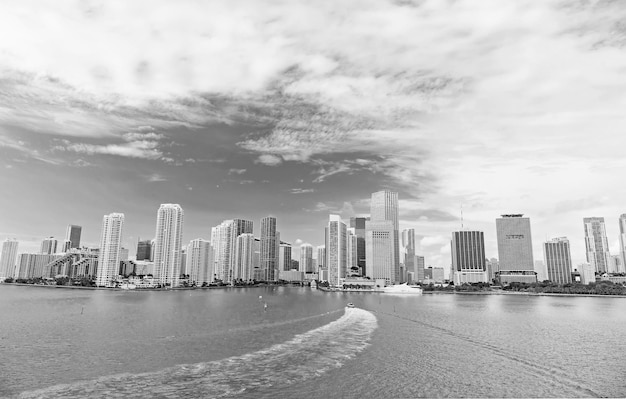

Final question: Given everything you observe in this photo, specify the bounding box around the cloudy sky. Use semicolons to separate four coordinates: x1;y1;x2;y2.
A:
2;0;626;273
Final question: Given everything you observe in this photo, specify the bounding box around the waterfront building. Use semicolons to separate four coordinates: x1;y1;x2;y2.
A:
619;214;626;272
260;216;279;281
15;253;61;279
40;237;58;254
534;260;547;282
279;242;292;271
134;260;155;276
279;269;304;282
61;240;72;253
415;255;425;283
402;229;416;283
211;221;232;282
187;239;212;286
326;214;347;287
451;230;487;284
577;262;596;285
610;255;624;274
495;214;537;284
543;237;572;284
300;243;313;273
153;204;184;287
347;229;358;276
486;258;499;282
65;225;82;249
234;233;256;282
316;245;326;270
136;239;152;261
423;266;445;283
365;219;395;284
349;216;369;275
369;190;400;283
583;217;611;274
180;246;187;276
96;213;124;287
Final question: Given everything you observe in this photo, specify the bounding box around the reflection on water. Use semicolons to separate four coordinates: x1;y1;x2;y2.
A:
1;286;625;398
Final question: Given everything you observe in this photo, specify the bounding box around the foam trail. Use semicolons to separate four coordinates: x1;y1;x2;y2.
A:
18;308;377;399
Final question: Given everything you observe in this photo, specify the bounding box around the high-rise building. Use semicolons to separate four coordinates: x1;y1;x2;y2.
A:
349;216;369;275
619;214;626;272
495;214;536;284
234;233;256;282
0;239;19;280
326;215;347;286
136;239;152;261
300;243;313;273
210;219;254;283
316;245;326;270
368;190;400;284
96;213;124;287
187;238;212;286
451;231;487;284
365;220;395;284
415;255;425;283
61;240;72;253
577;262;596;284
583;217;611;274
65;225;82;249
153;204;184;287
610;255;624;274
260;216;278;281
279;241;292;271
15;253;60;279
347;229;358;276
40;237;58;254
543;237;572;284
402;229;416;283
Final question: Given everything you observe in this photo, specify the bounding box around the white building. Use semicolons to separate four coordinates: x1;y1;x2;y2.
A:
260;216;278;281
40;237;58;254
96;213;124;287
496;214;536;284
153;204;184;287
300;243;313;273
316;245;326;270
347;229;358;276
187;238;212;286
543;237;572;284
326;215;347;287
365;220;395;285
583;217;611;274
211;219;253;283
0;239;19;280
578;262;596;285
451;230;488;285
234;233;256;282
369;190;400;283
279;241;292;271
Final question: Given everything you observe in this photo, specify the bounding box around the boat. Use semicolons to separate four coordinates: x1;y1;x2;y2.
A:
381;283;423;295
346;303;355;308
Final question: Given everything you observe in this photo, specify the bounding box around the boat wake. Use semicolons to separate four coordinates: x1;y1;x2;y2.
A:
18;308;377;398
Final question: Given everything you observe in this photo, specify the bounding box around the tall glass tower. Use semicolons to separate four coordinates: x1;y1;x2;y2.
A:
583;217;611;274
154;204;184;287
96;213;124;287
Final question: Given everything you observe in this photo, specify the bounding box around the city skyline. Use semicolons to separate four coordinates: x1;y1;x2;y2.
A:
3;1;626;269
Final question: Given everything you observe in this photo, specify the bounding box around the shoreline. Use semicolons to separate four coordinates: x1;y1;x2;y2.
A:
0;282;287;292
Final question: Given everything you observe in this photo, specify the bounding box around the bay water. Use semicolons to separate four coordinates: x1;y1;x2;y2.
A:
0;285;624;398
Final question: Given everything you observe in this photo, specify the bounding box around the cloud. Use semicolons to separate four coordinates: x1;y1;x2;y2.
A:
255;154;283;166
289;188;315;194
148;173;167;182
228;168;247;175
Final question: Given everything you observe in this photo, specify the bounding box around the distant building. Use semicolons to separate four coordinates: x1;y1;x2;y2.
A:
577;262;596;285
65;225;82;249
136;239;152;261
365;220;395;285
326;214;347;287
15;253;60;279
187;238;212;286
347;229;358;276
153;204;184;287
279;270;304;282
534;260;547;282
369;190;400;283
316;245;326;270
349;216;369;275
543;237;572;285
583;217;611;274
451;231;487;284
234;234;256;282
402;229;416;283
486;258;499;282
496;214;536;284
415;255;425;283
300;243;313;273
619;214;626;273
279;241;292;271
40;237;58;255
210;219;253;283
96;213;124;287
610;255;624;274
260;216;278;281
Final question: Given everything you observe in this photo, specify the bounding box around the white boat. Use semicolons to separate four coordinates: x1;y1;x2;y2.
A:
381;283;423;295
120;283;136;290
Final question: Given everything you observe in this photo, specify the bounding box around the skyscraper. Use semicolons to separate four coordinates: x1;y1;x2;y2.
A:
495;214;536;284
618;214;626;272
451;231;487;284
279;241;292;271
0;239;19;280
326;215;347;286
543;237;572;284
153;204;184;287
300;243;313;273
365;220;395;284
96;213;124;287
211;219;254;283
349;216;369;275
347;229;358;276
316;245;326;270
234;233;256;282
187;238;212;286
583;217;611;274
65;225;82;249
136;239;152;261
40;237;58;254
402;229;416;282
368;190;400;284
260;216;278;281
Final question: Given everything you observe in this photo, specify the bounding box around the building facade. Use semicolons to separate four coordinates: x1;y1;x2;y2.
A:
260;216;278;281
583;217;611;274
187;238;212;286
65;225;82;249
0;239;19;280
326;215;347;287
451;230;487;284
300;243;313;273
136;239;152;261
369;190;399;283
279;242;292;271
543;237;572;284
153;204;184;287
495;214;536;284
40;237;58;255
234;233;256;282
96;213;124;287
365;220;396;285
349;216;369;275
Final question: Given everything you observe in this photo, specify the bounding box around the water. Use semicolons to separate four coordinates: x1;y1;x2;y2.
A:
1;286;625;398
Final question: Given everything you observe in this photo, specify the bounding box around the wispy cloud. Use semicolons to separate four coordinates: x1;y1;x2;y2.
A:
228;168;247;175
289;188;315;194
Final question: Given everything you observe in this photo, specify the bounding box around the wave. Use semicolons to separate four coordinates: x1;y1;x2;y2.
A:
18;307;377;399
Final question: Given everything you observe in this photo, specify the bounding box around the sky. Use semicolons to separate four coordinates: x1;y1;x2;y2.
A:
2;0;626;274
